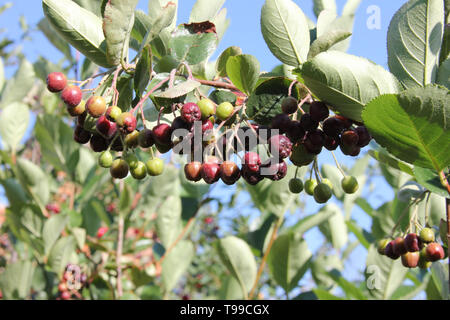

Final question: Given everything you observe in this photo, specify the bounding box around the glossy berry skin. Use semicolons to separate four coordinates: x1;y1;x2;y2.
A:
220;161;241;185
281;97;298;114
124;130;140;148
181;103;202;124
322;117;344;137
261;159;287;181
300;113;318;132
404;233;422;252
289;178;304;193
201;162;220;184
197;98;216;119
90;134;108;152
268;135;292;159
73;125;92;144
110;159;129;179
392;237;408;256
98;151;113;168
241;166;263;185
47;72;67;93
309;101;329;122
290;144;315;167
86;96;106;118
243;152;261;173
216;102;234;121
271;114;291;134
425;242;445;262
286;120;305;143
341;130;359;147
131;161;147;180
172;116;192;131
355;126;371;147
138;129;155;148
419;228;435;243
152;123;173;145
304;129;325;155
146;158;165;176
401;252;420;268
96;115;117;139
67;100;86;117
304;179;318;196
105;106;122;122
184;162;202;182
335;115;353;128
341;176;359;194
155;142;173;154
377;239;389;255
324;135;339;151
96;226;108;239
313;183;332;204
117;112;137;134
384;241;400;260
61;86;83;108
340;143;361;157
201;119;214;133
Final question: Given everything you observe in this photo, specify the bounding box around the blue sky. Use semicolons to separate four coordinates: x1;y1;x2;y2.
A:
1;0;411;297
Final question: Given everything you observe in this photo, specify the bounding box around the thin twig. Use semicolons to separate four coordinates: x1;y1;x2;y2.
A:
194;78;239;91
116;181;125;299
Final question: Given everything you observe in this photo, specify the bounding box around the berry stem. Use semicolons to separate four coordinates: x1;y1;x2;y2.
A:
116;181;125;299
192;78;239;92
132;77;170;114
287;80;297;97
111;66;123;106
331;151;346;177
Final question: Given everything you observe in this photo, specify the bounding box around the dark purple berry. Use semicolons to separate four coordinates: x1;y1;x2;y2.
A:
90;134;108;152
181;103;202;124
271;114;291;134
281;97;298;114
323;117;344;137
300;113;318;132
73;125;91;144
286;120;305;143
303;129;325;154
309;101;329;122
261;159;287;181
241;166;263;185
355;126;372;147
324;135;339;151
268;135;292;159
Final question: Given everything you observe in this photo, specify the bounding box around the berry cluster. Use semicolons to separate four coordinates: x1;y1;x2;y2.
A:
377;228;446;269
47;72;165;180
57;264;87;300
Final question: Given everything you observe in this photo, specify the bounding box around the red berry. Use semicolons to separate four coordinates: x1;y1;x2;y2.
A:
117;112;137;134
425;242;445;262
404;233;422;252
61;291;71;300
219;161;241;185
86;96;106;118
268;135;292;159
241;166;263;185
201;119;214;133
261;159;287;181
309;101;329;122
185;162;202;182
181;103;202;124
96;115;117;139
401;252;420;268
243;152;261;173
201;162;220;184
385;241;400;260
61;86;82;108
392;237;408;256
97;226;108;239
45;203;61;214
46;72;67;93
153;123;173;145
204;217;214;224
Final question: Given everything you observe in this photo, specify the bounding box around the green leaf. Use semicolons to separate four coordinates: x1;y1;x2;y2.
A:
161;240;194;292
268;232;312;293
290;209;334;235
246;213;278;256
154;79;201;98
247;166;306;217
216;46;242;77
148;0;178;30
218;276;244;300
0;57;4;91
216;236;257;296
414;166;448;197
134;47;151;97
38;18;72;61
246;77;307;125
368;149;414;176
313;0;336;18
102;0;139;66
0;59;34;108
226;54;260;95
342;0;362;16
301;51;402;122
365;245;408;300
427;262;449;299
313;289;343;300
346;220;373;250
48;236;77;275
189;0;225;23
0;260;34;299
0;102;30;151
437;58;450;89
261;0;310;66
119;183;132;214
440;24;450;64
155;195;182;249
73;0;104;16
42;0;113;68
387;0;444;88
131;10;152;43
328;271;366;300
318;204;348;250
72;227;86;249
169;24;218;65
308;31;352;60
43;214;68;255
362;85;450;171
16;158;50;206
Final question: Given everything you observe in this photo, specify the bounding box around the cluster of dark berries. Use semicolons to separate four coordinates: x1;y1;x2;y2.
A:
377;228;446;269
46;72;165;181
57;264;87;300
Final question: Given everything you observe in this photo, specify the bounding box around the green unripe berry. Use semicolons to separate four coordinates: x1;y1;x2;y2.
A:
106;106;122;122
419;227;435;243
418;247;432;269
322;178;333;191
146;158;164;176
98;151;113;168
216;102;234;121
130;161;147;180
304;179;317;196
124;153;139;169
289;178;304;194
313;183;332;204
341;176;359;194
290;144;315;167
377;239;389;255
124;130;140;148
197;98;216;119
